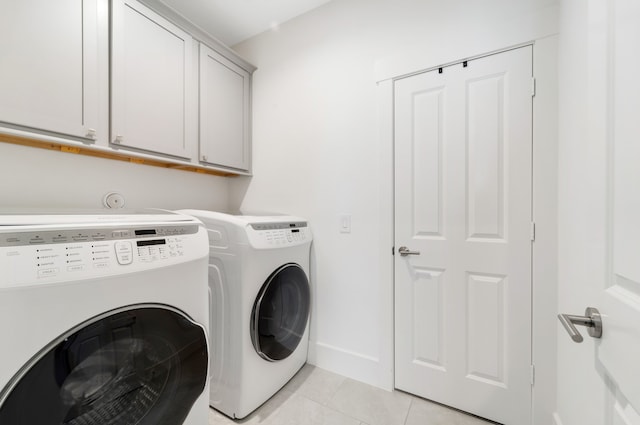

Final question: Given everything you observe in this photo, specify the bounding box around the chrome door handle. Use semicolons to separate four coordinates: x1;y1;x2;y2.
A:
558;307;602;343
398;246;420;256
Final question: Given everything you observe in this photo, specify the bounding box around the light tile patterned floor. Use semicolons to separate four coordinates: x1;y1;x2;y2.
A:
208;364;497;425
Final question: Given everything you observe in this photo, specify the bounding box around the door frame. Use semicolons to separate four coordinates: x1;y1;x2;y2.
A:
375;39;559;424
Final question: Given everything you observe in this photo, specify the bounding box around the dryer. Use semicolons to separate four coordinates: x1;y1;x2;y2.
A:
178;210;312;419
0;210;210;425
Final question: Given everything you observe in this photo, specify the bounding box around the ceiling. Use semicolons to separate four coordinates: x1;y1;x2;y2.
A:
156;0;335;46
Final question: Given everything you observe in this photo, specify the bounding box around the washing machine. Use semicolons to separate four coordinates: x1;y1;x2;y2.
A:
0;209;210;425
178;210;312;419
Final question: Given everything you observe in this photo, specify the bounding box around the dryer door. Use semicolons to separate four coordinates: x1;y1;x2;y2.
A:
251;263;311;361
0;306;208;425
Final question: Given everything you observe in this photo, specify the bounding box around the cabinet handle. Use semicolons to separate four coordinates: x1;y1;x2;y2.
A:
201;155;208;161
113;135;123;144
86;128;97;140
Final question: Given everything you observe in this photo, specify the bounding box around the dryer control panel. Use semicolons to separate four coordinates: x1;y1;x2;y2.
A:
0;224;205;288
246;222;311;249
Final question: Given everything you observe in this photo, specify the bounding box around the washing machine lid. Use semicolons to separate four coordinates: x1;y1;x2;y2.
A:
177;209;306;227
177;209;311;248
0;209;199;228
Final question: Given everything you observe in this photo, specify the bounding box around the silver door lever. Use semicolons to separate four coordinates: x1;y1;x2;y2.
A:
557;307;602;343
398;246;420;256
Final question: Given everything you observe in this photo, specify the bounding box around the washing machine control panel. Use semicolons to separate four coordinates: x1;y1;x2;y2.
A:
0;224;205;287
247;222;311;249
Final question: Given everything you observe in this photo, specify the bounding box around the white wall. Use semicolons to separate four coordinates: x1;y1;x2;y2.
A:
0;142;229;211
232;0;559;422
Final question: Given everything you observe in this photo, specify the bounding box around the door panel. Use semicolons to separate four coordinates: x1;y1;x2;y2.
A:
467;272;506;386
558;0;640;423
395;46;533;425
599;0;640;416
411;267;444;369
466;74;506;240
411;86;444;238
558;0;640;422
598;0;640;411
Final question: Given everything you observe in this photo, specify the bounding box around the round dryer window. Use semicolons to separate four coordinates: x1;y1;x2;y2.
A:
251;263;311;362
0;306;208;425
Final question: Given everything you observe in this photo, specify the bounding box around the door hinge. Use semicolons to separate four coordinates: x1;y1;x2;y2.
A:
530;364;535;386
531;77;536;97
392;246;395;256
530;222;536;242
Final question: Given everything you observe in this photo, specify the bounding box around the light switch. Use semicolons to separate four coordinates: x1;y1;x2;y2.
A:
339;214;351;233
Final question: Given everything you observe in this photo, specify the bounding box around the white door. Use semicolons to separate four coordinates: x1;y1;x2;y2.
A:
394;46;533;425
557;0;640;424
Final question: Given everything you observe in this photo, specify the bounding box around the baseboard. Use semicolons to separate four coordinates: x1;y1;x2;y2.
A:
307;340;393;391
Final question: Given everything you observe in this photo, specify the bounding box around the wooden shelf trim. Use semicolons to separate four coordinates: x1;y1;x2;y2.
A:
0;133;242;177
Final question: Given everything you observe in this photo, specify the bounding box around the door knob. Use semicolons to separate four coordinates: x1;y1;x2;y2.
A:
558;307;602;343
398;246;420;256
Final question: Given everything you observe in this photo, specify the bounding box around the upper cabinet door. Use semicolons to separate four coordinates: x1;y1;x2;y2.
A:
199;44;250;171
0;0;100;141
111;0;193;159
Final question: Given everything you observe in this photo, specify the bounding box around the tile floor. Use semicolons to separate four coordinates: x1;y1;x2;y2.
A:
208;364;497;425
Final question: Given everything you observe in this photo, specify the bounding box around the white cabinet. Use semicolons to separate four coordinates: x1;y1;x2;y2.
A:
199;44;251;171
111;0;194;159
0;0;253;175
0;0;101;141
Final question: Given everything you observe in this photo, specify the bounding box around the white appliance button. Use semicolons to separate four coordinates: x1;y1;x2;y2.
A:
38;268;58;278
67;265;85;272
114;241;133;265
